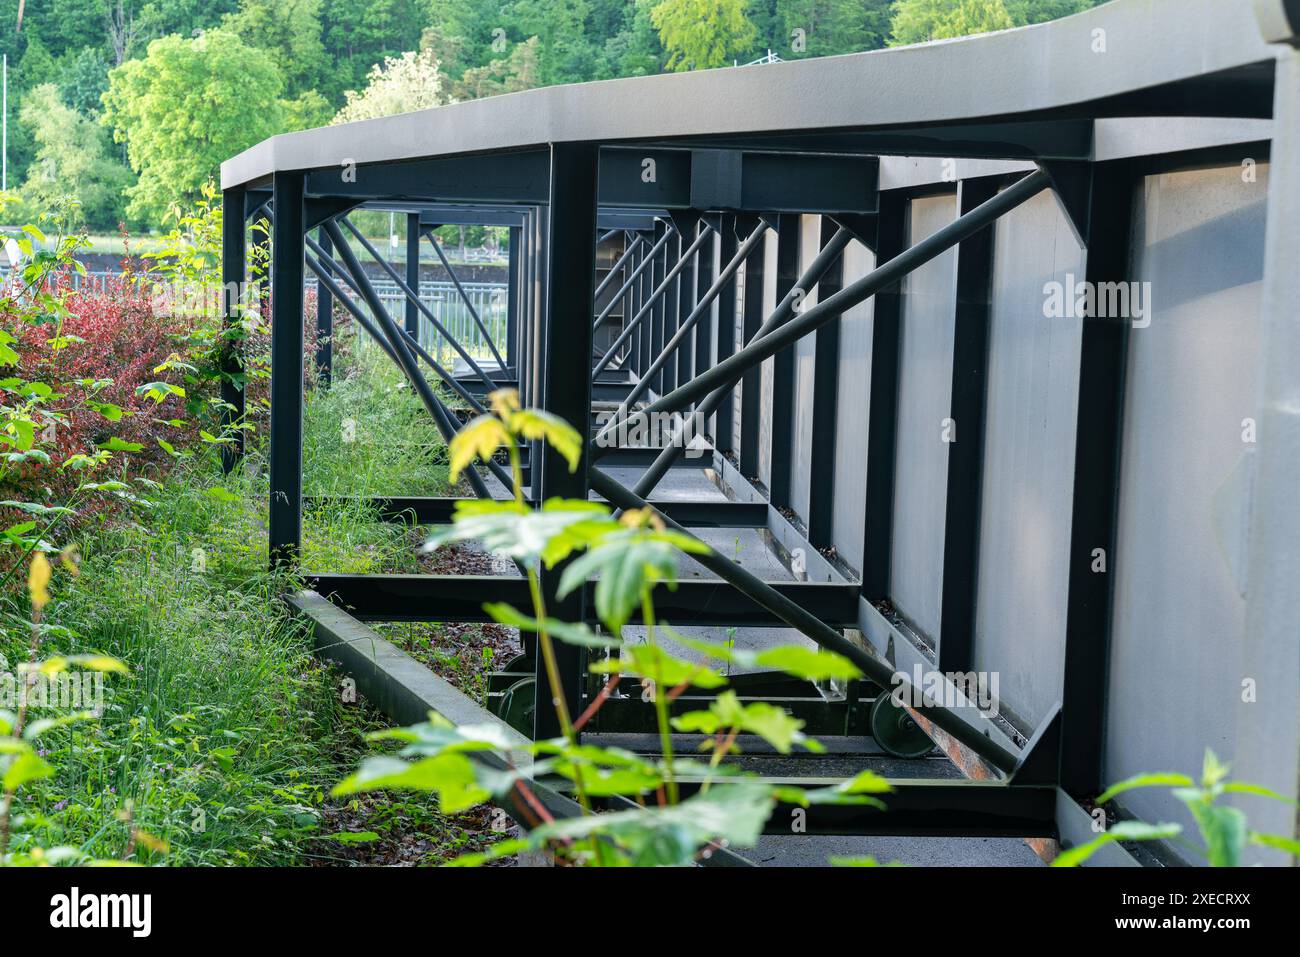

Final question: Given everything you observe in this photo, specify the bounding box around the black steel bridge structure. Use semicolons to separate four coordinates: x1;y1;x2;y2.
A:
219;0;1300;864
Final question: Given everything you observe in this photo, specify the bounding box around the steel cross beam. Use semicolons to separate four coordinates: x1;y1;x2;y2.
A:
421;226;508;369
592;227;678;333
329;219;502;395
593;232;644;303
322;219;503;499
614;170;1052;437
304;245;487;413
305;233;488;411
594;227;853;494
594;217;768;379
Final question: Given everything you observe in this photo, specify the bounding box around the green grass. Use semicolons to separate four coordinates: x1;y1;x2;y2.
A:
0;343;493;865
1;464;345;864
303;336;457;499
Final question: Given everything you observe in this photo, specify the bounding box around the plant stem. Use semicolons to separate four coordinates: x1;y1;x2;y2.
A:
642;590;677;805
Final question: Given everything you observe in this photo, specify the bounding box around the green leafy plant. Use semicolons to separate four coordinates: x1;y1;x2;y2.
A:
1053;749;1300;867
1;551;135;866
336;389;893;866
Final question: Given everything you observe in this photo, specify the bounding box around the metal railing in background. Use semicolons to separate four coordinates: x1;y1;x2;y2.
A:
316;277;509;365
63;270;509;365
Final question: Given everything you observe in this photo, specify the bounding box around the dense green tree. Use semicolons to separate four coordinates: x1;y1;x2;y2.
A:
652;0;758;70
594;0;665;78
422;0;517;82
58;47;112;116
889;0;1015;45
509;0;597;86
1005;0;1102;25
16;83;132;229
101;30;285;221
446;36;543;99
223;0;329;97
318;0;429;101
770;0;892;59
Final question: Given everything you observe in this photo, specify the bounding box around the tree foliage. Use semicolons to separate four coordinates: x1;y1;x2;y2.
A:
888;0;1015;45
15;85;131;230
652;0;758;70
100;30;285;222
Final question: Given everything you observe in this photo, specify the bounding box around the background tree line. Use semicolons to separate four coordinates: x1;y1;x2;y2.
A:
0;0;1106;231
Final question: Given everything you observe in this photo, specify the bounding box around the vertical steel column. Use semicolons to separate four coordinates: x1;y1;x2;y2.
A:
518;213;534;407
674;221;697;390
768;214;800;508
661;230;681;394
637;232;653;375
650;221;668;393
405;213;420;340
536;144;599;740
1059;163;1134;795
506;225;520;371
807;218;845;550
937;177;999;673
268;173;305;568
714;216;739;453
738;226;765;478
861;192;908;600
220;188;246;473
621;235;637;374
693;223;716;425
529;206;550;501
315;227;333;385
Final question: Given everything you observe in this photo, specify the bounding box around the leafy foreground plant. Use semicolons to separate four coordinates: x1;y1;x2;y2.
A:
1;552;133;866
337;389;890;866
1053;749;1300;867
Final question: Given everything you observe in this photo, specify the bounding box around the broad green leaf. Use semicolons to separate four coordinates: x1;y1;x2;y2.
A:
23;711;97;739
135;381;185;404
425;498;611;565
1096;772;1195;805
367;714;521;758
1184;800;1248;867
508;409;582;473
829;856;905;866
1251;831;1300;859
327;831;380;844
3;751;54;790
332;753;489;814
446;837;532;867
670;691;823;754
522;784;777;866
98;437;144;453
589;643;727;690
204;486;241;503
0;501;76;517
1051;820;1182;867
86;401;125;421
558;532;690;635
753;646;862;682
1221;781;1298;803
448;414;511;482
483;602;621;649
